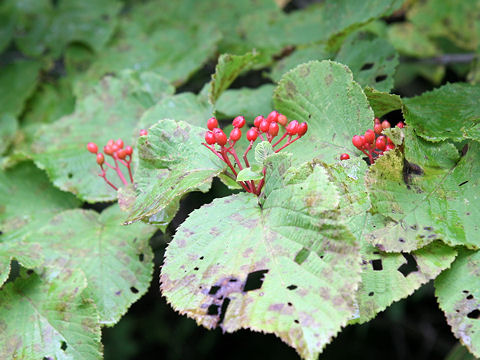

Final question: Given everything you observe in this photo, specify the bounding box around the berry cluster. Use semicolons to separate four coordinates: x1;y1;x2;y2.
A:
202;111;308;195
86;130;147;190
347;118;404;164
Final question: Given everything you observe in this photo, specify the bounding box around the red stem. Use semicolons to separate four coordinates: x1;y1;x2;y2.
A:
98;167;118;190
112;156;129;186
275;135;301;153
202;143;224;161
272;132;288;148
256;168;266;195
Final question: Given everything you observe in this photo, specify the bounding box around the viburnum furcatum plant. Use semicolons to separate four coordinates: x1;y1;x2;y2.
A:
348;117;404;164
86;129;148;190
202;111;307;195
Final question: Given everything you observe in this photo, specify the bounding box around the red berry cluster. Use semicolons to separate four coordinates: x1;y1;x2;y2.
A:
347;118;404;164
86;131;142;190
202;111;308;195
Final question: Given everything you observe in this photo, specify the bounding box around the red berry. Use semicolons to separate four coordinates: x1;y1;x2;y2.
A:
297;122;308;136
107;139;114;147
381;120;391;129
387;137;394;146
397;121;405;128
111;144;119;153
213;129;227;146
352;135;365;149
286;120;299;135
259;119;270;132
376;136;387;151
254;115;264;128
117;149;127;159
374;123;383;135
385;144;395;151
277;114;288;126
87;142;98;154
116;139;124;149
205;131;216;145
340;153;350;161
364;129;375;144
125;146;133;155
139;129;148;136
266;110;279;123
246;128;258;141
268;122;279;137
207;117;218;130
374;117;381;125
232;116;246;128
230;128;242;142
104;145;114;155
96;153;104;165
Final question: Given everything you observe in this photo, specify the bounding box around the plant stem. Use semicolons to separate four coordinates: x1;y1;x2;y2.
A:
99;168;118;190
202;143;224;161
272;132;288;148
113;156;129;186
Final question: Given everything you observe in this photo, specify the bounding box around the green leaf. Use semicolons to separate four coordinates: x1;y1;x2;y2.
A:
31;71;173;202
0;269;101;360
208;52;261;105
161;161;361;360
335;34;399;92
387;23;439;58
365;132;480;252
236;166;264;182
355;241;456;323
403;83;480;142
254;141;274;164
0;60;42;118
445;343;479;360
237;0;404;54
364;87;403;118
74;23;220;90
126;119;225;224
274;60;373;165
0;161;80;237
0;114;18;155
15;205;155;325
122;0;277;53
139;93;212;130
216;85;274;120
409;0;480;51
323;158;456;323
0;162;80;285
269;45;332;83
436;248;480;358
45;0;121;55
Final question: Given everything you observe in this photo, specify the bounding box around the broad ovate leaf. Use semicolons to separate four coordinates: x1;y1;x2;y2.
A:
75;23;220;90
274;60;373;165
0;269;101;360
366;131;480;252
216;85;274;120
126;119;225;224
436;248;480;358
209;52;261;105
161;158;361;359
237;0;403;54
364;87;402;118
139;92;212;130
403;83;480;142
31;71;173;202
324;158;456;323
0;60;42;118
17;205;155;325
335;34;399;92
0;162;80;286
